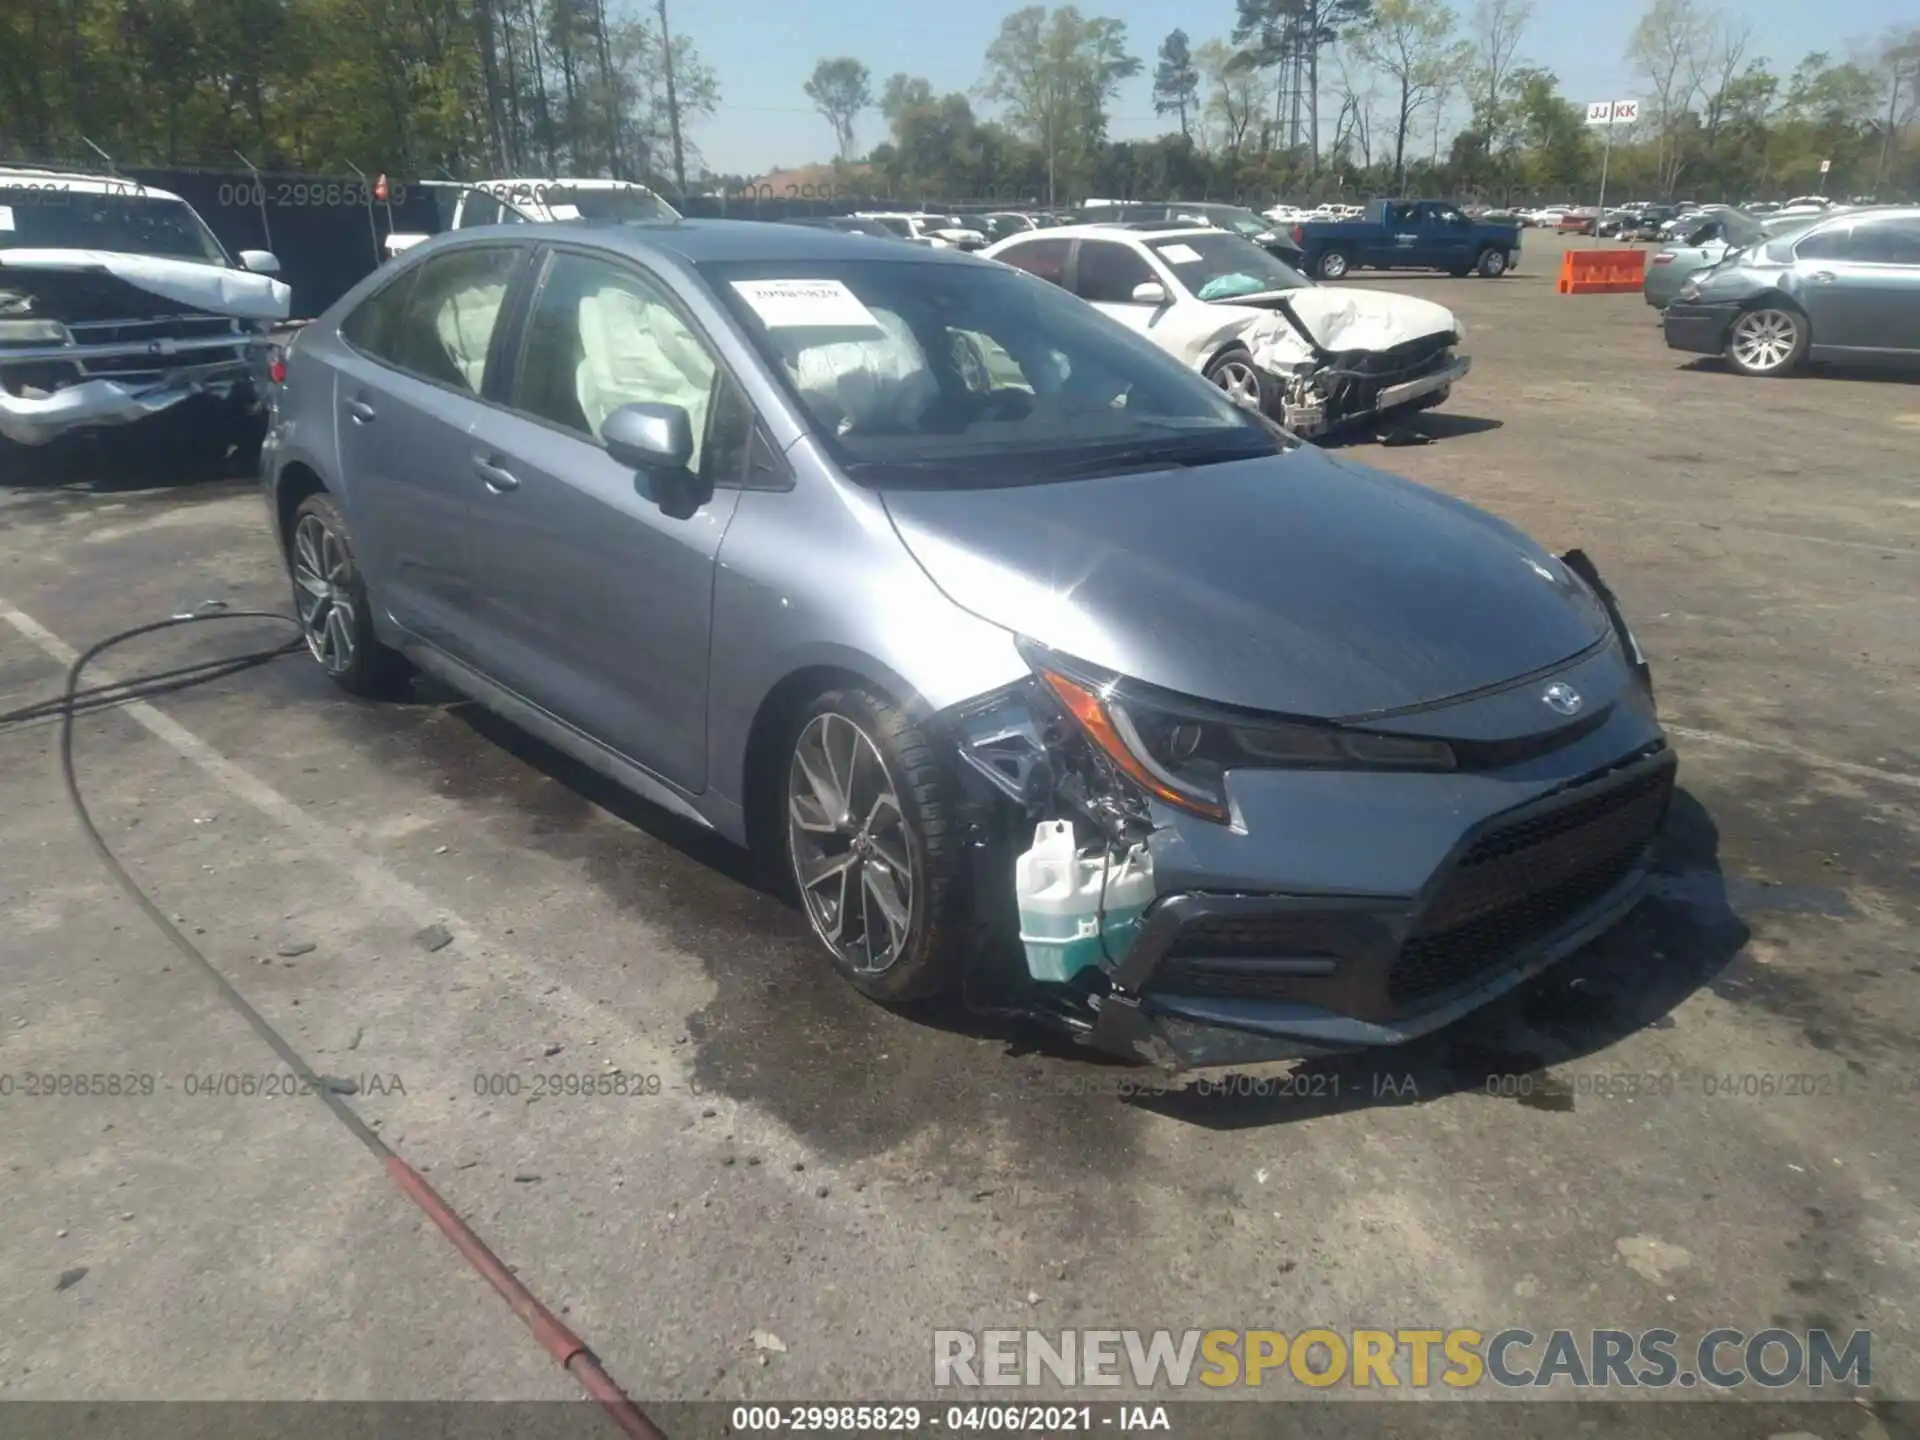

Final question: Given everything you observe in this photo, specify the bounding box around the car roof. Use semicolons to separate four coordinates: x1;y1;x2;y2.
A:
0;168;188;203
446;216;983;266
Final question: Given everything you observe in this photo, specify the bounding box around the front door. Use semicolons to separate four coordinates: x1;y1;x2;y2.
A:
462;247;749;791
332;243;524;659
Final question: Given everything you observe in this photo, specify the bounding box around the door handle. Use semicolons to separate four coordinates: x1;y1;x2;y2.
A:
1810;271;1836;284
345;398;376;423
473;455;520;493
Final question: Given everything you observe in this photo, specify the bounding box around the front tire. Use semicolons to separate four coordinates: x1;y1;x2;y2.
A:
1316;248;1351;281
288;492;410;696
1203;346;1271;413
1724;304;1808;378
783;686;969;1002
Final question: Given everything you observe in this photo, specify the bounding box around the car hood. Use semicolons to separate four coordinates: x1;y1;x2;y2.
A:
880;446;1609;719
0;249;290;321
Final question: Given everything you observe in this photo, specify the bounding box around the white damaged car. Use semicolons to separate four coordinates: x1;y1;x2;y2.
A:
0;168;290;462
982;223;1468;438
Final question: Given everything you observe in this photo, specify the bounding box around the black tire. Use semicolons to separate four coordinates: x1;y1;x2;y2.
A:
1202;345;1272;413
1723;302;1809;378
1316;248;1352;281
781;684;970;1003
1476;247;1509;277
287;492;410;697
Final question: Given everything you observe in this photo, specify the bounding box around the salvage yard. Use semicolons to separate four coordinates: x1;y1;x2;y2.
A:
2;232;1917;1430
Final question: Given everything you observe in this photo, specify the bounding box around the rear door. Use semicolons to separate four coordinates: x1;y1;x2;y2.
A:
991;236;1073;289
1366;202;1421;266
460;245;752;790
332;242;528;658
1793;217;1920;352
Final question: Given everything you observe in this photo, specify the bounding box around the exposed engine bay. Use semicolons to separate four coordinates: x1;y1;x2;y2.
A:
1239;287;1471;437
0;253;289;447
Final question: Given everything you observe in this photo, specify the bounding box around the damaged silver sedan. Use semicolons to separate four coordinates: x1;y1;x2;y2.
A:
264;220;1671;1070
0;172;290;456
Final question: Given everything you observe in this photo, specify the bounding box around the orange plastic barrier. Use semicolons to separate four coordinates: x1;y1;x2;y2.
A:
1556;248;1647;295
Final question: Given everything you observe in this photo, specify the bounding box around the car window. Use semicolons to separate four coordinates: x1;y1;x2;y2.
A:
510;250;725;473
1072;241;1157;303
1795;224;1860;261
1146;230;1309;299
0;188;229;265
701;257;1283;489
367;245;520;393
339;269;420;361
1851;221;1920;265
995;238;1071;285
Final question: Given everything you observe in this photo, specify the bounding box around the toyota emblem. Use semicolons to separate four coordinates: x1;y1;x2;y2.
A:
1542;682;1583;716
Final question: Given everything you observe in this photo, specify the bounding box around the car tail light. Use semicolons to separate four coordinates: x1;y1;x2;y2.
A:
268;352;287;384
1290;224;1304;244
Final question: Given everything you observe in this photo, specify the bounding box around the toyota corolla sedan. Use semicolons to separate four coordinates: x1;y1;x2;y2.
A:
262;220;1673;1069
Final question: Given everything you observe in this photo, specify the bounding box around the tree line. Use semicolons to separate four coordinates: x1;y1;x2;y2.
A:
0;0;719;194
787;0;1919;207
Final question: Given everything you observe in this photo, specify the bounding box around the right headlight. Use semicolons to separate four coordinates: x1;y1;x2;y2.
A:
1025;647;1456;824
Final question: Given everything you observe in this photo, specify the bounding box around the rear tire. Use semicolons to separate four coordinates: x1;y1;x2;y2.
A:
288;492;411;697
1476;247;1508;277
782;685;970;1003
1724;303;1809;378
1316;248;1352;281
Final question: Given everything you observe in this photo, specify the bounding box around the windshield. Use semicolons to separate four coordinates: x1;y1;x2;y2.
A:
1146;231;1310;301
0;188;230;265
540;186;679;222
700;258;1284;489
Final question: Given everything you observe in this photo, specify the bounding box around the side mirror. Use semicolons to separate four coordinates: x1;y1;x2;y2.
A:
239;249;281;275
603;402;694;471
1130;281;1169;306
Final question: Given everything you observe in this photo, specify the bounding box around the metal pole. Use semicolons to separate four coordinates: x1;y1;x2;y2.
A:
1594;116;1613;246
656;0;687;196
234;150;275;254
345;161;384;268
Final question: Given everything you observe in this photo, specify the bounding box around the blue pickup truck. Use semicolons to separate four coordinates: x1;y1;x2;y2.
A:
1287;200;1522;281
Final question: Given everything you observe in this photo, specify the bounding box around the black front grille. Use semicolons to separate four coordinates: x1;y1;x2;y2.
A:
65;315;243;346
1152;956;1332;1000
1387;759;1673;1009
1164;912;1336;961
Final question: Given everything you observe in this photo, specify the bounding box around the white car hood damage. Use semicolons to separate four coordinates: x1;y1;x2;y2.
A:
0;249;291;321
1244;286;1458;370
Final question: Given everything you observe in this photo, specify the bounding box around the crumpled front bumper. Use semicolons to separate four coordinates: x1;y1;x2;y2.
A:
1279;355;1471;437
1;335;272;447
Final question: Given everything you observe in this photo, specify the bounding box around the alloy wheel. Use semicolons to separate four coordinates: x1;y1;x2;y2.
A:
1481;249;1507;276
291;512;357;675
787;712;916;974
1210;359;1263;409
1321;252;1348;280
1729;309;1799;373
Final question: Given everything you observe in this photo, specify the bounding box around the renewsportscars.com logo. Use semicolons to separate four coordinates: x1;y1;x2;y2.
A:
932;1328;1872;1391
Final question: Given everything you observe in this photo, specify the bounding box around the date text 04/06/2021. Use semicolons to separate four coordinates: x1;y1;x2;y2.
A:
729;1405;1170;1432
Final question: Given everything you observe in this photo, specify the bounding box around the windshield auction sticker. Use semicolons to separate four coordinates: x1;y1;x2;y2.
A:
731;279;883;331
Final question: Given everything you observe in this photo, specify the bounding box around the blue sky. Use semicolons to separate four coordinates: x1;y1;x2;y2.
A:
676;0;1908;177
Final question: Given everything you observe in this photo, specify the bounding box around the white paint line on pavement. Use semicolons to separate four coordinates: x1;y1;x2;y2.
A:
0;596;661;1047
1666;723;1920;793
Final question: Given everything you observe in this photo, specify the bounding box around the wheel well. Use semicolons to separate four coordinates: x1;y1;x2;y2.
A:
740;664;872;861
275;462;328;556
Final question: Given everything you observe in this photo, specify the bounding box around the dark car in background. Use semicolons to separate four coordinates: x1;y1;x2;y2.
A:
1663;206;1920;376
